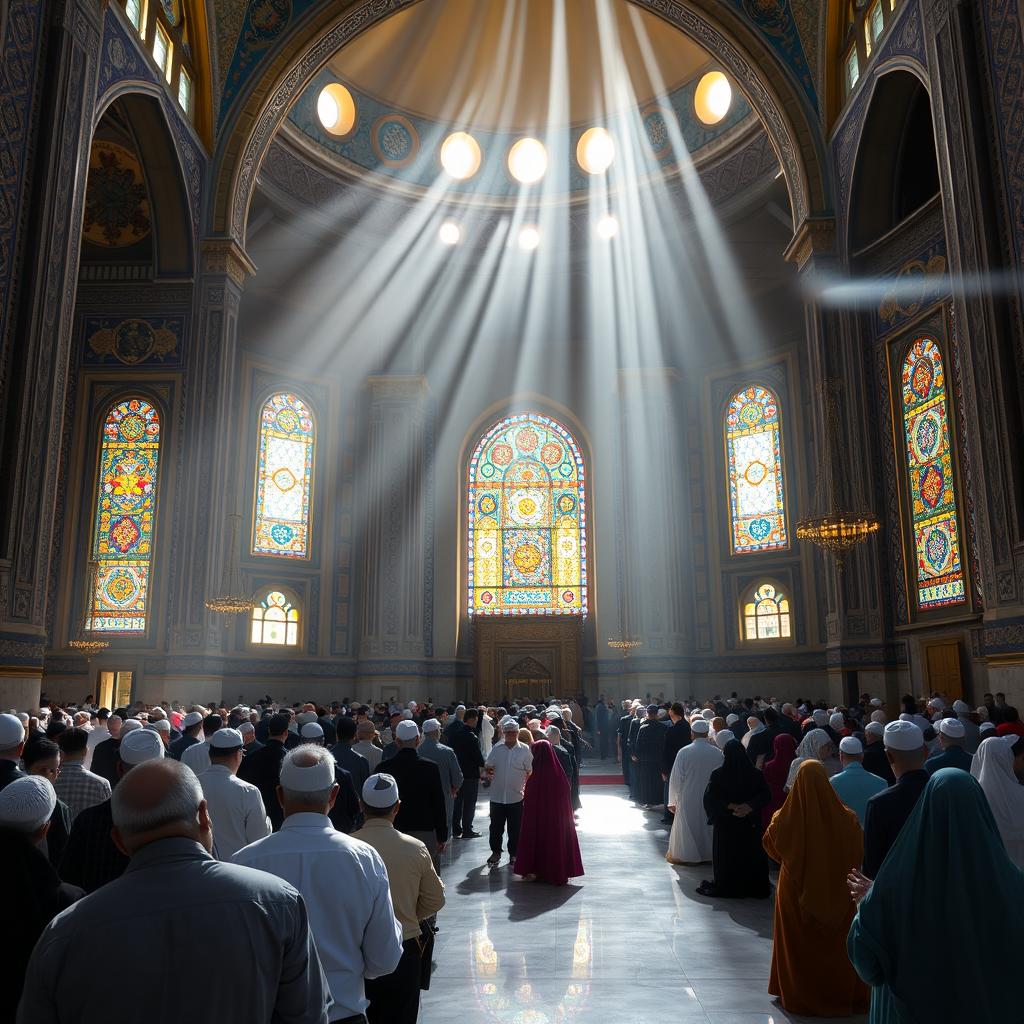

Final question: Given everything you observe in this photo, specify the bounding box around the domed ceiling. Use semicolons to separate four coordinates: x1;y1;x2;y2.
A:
282;0;757;201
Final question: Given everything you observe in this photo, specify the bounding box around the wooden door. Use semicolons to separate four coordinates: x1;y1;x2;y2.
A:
923;639;963;703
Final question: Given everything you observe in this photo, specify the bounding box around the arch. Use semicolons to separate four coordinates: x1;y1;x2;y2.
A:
88;397;162;632
725;384;788;554
741;580;792;641
208;0;829;245
252;391;317;559
250;586;301;646
467;412;587;617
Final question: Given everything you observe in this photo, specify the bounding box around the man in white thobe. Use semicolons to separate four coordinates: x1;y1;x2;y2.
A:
666;719;722;865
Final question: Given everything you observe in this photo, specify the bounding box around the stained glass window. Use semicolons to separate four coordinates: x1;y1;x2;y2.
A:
251;590;299;646
726;385;788;554
468;413;586;616
901;338;966;609
252;393;315;559
743;583;791;640
89;398;161;632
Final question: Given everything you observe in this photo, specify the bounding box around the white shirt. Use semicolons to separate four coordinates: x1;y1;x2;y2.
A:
83;725;110;770
480;716;495;757
198;764;271;860
181;739;212;776
233;813;403;1021
485;741;533;804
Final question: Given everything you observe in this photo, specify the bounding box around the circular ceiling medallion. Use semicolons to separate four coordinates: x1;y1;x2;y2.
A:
371;114;419;168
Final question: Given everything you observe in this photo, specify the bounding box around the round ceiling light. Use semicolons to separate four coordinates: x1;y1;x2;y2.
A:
517;225;541;251
694;71;732;126
317;82;357;137
439;220;461;246
508;138;548;184
595;214;619;240
577;127;615;175
441;132;482;180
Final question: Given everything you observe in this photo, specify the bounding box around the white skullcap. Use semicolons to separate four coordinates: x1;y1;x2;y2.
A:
692;719;710;735
980;721;996;735
151;720;170;734
899;713;913;722
362;773;400;808
938;718;966;738
839;736;863;755
830;713;845;730
210;727;244;749
870;698;883;707
871;710;887;723
300;722;324;740
456;705;466;713
865;721;885;737
0;776;56;831
952;699;970;714
119;719;143;734
702;709;715;721
119;728;165;765
421;718;441;734
239;722;255;735
395;720;420;741
812;710;829;725
928;697;945;710
279;749;335;792
0;713;26;748
500;716;520;732
726;713;739;725
18;712;30;724
884;720;924;751
182;711;203;728
714;729;735;749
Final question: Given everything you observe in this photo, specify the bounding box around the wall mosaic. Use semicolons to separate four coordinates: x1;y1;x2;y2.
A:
82;315;184;367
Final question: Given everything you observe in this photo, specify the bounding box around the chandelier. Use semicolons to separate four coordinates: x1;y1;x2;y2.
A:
607;637;644;655
796;379;880;572
205;513;253;615
69;561;110;658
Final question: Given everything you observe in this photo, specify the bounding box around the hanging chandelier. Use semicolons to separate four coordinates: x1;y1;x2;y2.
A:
69;560;110;658
796;379;880;572
607;636;644;658
205;513;253;615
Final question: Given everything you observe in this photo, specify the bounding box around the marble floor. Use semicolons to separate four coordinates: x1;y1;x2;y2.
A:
421;775;868;1024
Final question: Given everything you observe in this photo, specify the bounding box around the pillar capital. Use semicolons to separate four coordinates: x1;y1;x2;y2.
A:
784;216;837;272
200;237;257;287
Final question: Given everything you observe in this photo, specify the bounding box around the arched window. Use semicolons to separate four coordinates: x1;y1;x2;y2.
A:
725;385;788;554
250;589;300;646
89;398;161;632
468;413;586;616
252;393;315;559
900;338;966;609
742;583;791;641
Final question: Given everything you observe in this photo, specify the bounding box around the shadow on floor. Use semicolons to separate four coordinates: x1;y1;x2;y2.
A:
504;878;582;921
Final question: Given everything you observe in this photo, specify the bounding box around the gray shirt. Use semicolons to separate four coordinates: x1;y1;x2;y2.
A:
418;736;464;825
18;837;331;1024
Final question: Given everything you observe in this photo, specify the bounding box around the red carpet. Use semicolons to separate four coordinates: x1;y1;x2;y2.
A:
580;774;624;785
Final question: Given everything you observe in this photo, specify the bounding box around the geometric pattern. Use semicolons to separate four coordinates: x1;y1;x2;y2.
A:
252;392;315;559
726;385;788;553
468;413;586;616
90;398;161;632
250;589;299;646
901;338;966;609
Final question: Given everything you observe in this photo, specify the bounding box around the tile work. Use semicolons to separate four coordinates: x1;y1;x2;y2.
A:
422;784;868;1024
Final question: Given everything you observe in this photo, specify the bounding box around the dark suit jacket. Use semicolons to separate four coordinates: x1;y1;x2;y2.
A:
90;737;121;787
331;743;370;794
925;746;974;774
59;798;128;892
0;759;24;790
378;748;448;844
660;719;692;776
862;769;929;878
168;733;200;761
328;765;362;834
450;724;485;777
236;739;288;830
861;742;896;786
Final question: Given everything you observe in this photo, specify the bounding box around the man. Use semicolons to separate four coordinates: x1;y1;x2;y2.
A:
54;727;111;820
830;736;887;826
441;706;463;745
354;774;446;1024
633;705;668;809
378;720;449;867
861;720;896;785
625;704;645;800
951;699;981;753
83;709;113;770
778;703;803;740
451;708;485;838
417;718;463;842
0;712;27;791
484;717;533;867
239;720;263;753
238;712;290;831
925;718;974;774
617;701;634;788
353;719;383;771
666;719;722;865
89;715;124;786
22;758;331;1024
197;728;271;859
594;698;609;760
181;713;224;777
234;747;402;1024
330;716;370;795
300;723;362;833
168;710;204;760
746;707;780;768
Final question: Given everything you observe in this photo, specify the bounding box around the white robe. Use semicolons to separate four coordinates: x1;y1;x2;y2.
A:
666;738;723;864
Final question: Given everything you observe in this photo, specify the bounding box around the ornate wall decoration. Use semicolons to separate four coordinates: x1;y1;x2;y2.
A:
83;315;183;366
82;139;151;247
877;253;946;331
732;0;817;111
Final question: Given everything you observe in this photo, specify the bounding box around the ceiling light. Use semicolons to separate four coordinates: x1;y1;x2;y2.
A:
694;71;732;126
441;132;481;180
595;214;619;240
439;220;461;246
508;138;548;184
577;127;615;174
316;82;357;137
517;225;541;251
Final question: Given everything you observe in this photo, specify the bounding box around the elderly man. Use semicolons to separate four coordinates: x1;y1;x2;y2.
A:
83;709;114;769
353;719;383;771
21;759;331;1024
234;747;402;1024
951;699;981;753
926;718;974;773
181;713;224;777
330;716;370;794
484;717;533;867
300;723;361;833
168;710;204;760
417;718;463;841
54;727;111;821
830;736;887;826
666;719;722;864
861;720;896;785
238;712;291;830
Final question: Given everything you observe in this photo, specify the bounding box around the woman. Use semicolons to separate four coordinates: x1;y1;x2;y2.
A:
513;740;584;885
848;768;1024;1022
761;733;797;828
971;735;1024;868
697;739;771;898
763;761;868;1017
784;728;833;791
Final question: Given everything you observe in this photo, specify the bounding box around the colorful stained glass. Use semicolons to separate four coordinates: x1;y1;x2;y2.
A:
743;583;791;640
726;385;788;553
90;399;160;632
901;338;966;609
252;393;315;559
468;414;586;616
251;590;299;646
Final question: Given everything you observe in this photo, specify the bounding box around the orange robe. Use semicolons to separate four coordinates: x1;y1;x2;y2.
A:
763;759;870;1018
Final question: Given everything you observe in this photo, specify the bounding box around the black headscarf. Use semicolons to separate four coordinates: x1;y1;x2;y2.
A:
709;739;769;804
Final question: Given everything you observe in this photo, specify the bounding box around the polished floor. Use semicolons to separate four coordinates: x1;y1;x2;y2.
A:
421;770;868;1024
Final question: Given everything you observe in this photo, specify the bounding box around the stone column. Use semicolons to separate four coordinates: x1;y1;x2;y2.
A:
0;0;101;707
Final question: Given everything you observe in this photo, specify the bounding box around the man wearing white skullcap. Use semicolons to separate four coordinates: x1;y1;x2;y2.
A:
354;774;446;1024
951;698;981;754
167;709;204;760
666;718;722;865
925;717;974;775
0;712;27;791
830;736;887;826
233;747;403;1022
484;716;533;866
180;714;224;777
0;774;56;832
299;722;362;835
861;720;895;785
714;729;735;750
416;718;463;845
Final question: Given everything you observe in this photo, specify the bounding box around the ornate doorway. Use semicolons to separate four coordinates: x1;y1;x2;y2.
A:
473;617;581;705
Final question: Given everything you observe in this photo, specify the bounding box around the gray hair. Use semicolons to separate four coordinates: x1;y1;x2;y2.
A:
111;760;203;837
239;722;255;735
280;745;336;807
546;725;562;745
